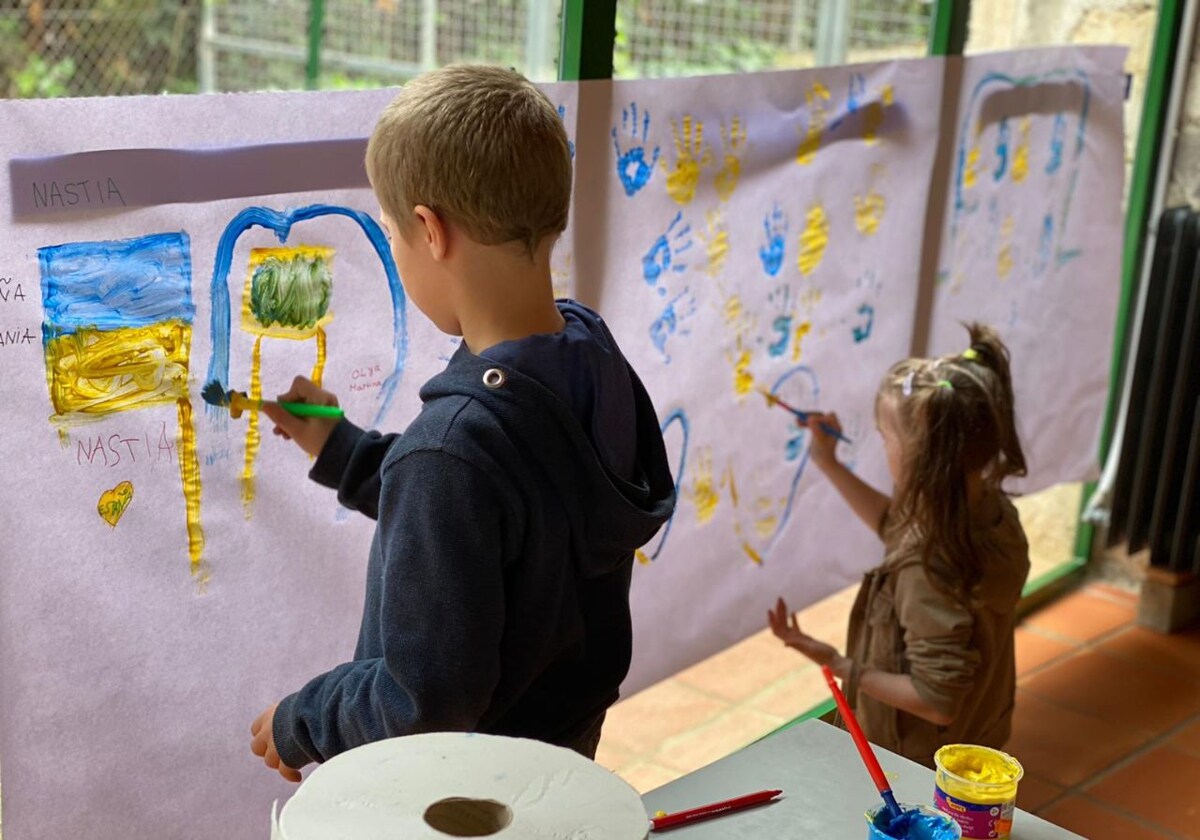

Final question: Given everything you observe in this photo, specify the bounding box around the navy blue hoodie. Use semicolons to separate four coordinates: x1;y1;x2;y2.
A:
273;302;676;768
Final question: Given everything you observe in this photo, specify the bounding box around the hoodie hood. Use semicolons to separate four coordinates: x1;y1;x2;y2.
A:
419;315;676;577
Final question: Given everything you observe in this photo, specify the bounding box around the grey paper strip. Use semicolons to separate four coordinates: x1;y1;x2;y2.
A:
9;137;370;221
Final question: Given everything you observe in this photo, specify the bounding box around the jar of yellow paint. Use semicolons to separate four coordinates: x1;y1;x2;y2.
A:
932;745;1024;840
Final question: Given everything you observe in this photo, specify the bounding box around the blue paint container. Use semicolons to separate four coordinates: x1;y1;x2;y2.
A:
866;803;962;840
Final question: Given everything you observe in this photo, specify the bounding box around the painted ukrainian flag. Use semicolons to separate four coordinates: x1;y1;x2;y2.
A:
39;232;205;577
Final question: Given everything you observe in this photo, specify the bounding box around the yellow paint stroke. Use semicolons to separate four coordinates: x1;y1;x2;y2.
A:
742;542;764;565
1012;117;1031;183
854;191;886;236
702;209;730;277
715;116;747;202
312;325;328;388
662;115;713;206
242;246;335;340
689;450;720;524
792;320;812;362
862;84;894;145
635;549;651;565
44;321;191;424
724;465;740;508
97;480;134;527
997;216;1015;280
723;294;745;329
176;397;206;582
796;82;831;165
797;205;829;277
799;285;822;313
242;335;264;514
755;515;778;540
732;343;755;397
964;145;981;189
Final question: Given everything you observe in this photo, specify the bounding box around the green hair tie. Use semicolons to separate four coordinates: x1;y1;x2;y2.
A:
962;348;979;361
937;380;954;390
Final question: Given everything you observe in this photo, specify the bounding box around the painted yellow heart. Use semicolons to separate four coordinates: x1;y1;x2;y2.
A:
98;481;134;527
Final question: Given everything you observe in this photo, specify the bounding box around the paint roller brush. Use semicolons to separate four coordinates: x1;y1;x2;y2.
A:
200;380;344;420
758;388;852;444
821;664;905;828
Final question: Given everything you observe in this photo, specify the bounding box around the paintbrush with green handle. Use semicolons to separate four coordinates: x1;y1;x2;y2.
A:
201;380;344;420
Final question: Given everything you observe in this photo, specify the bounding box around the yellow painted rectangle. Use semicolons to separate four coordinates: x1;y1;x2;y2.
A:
45;321;191;422
242;245;335;339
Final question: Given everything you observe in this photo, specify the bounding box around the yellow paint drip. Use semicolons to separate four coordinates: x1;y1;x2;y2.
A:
635;549;651;565
176;397;206;582
733;347;755;396
742;542;763;565
312;325;328;388
854;191;886;235
44;321;191;423
1012;117;1031;183
792;320;812;362
964;145;980;189
797;205;829;277
704;210;730;277
689;451;719;524
242;336;263;514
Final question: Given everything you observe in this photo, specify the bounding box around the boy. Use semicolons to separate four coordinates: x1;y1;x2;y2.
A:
249;65;677;781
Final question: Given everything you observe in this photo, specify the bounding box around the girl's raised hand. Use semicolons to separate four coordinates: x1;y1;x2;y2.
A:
768;597;842;670
804;412;842;470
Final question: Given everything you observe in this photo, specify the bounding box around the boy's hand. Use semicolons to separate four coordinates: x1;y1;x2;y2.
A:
768;597;851;679
804;412;842;471
263;376;340;458
250;702;302;783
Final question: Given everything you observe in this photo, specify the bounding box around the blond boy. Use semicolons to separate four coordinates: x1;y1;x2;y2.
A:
249;65;676;779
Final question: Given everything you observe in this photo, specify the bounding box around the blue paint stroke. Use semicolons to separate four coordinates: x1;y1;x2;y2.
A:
951;68;1091;248
638;408;689;562
557;104;576;159
39;232;193;338
992;117;1010;182
1035;213;1054;276
205;205;406;429
1046;111;1065;175
611;101;660;197
852;302;874;343
759;203;787;277
642;211;692;286
649;288;695;363
768;314;792;357
762;365;820;560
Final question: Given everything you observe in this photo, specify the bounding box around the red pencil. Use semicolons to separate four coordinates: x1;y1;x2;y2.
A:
650;789;783;831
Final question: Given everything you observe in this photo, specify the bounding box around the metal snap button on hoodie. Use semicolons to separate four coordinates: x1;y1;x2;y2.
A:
483;368;506;389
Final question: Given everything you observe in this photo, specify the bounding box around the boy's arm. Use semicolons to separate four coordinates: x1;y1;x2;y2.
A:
307;419;399;520
272;449;508;769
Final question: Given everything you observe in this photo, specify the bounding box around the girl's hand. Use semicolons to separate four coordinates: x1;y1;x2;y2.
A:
768;597;852;679
804;412;842;471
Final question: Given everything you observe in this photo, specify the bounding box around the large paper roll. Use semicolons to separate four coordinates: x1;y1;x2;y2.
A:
271;733;649;839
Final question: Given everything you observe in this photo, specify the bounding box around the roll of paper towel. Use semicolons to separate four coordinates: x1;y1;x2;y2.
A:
270;733;650;839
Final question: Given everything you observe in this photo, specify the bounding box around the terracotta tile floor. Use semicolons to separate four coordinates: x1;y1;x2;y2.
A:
599;502;1200;838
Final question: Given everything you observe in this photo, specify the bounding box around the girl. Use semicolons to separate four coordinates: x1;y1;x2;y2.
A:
768;323;1030;767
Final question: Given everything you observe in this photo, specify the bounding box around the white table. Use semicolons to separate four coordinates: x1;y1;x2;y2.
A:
641;719;1082;839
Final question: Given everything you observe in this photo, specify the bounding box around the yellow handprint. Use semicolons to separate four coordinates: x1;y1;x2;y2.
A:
796;82;831;166
689;448;720;524
862;84;894;145
714;116;748;202
797;204;830;276
1012;117;1032;183
700;209;730;277
662;115;713;206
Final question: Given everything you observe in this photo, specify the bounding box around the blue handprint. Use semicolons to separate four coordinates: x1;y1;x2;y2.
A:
759;203;788;277
612;102;660;197
649;288;696;362
557;104;575;159
993;118;1010;182
852;302;874;343
642;211;693;286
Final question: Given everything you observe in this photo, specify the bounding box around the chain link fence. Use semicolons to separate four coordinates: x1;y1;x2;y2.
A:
0;0;198;98
0;0;932;98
